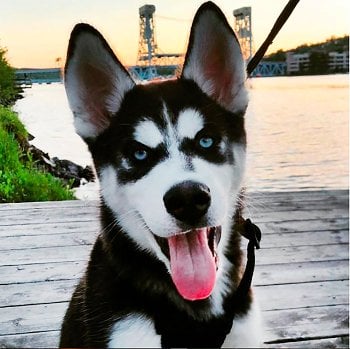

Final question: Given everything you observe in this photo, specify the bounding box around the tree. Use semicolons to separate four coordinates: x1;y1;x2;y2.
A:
308;51;329;75
0;46;17;106
265;49;286;62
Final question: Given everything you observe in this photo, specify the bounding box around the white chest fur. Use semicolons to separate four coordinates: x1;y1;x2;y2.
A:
108;299;262;348
222;299;263;348
108;314;161;348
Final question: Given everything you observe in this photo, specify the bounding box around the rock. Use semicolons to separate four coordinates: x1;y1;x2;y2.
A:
27;143;95;188
51;157;95;188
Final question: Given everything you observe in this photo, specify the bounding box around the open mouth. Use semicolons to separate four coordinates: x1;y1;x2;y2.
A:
155;226;222;301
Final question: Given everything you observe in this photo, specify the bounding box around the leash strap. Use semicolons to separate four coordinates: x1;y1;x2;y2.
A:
236;218;261;298
246;0;300;76
219;217;262;346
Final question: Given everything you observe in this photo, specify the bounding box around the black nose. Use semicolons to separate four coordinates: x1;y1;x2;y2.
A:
163;181;211;224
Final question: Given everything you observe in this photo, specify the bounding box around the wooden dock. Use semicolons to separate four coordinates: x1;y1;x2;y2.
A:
0;190;348;348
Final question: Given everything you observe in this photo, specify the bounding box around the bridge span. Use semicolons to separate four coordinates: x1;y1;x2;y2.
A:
16;61;285;85
15;68;62;86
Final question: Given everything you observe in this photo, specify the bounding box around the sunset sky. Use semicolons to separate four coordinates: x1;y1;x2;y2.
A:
0;0;349;68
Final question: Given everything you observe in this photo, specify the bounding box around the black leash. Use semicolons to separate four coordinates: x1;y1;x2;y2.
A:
236;218;261;298
216;217;262;347
246;0;300;76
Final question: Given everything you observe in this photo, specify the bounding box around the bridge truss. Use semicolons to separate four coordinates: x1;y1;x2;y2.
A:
133;4;182;80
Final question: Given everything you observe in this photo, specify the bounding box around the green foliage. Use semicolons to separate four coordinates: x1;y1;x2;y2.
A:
0;106;76;202
266;35;349;61
294;35;349;55
0;46;18;106
0;104;27;144
265;49;286;62
308;51;329;75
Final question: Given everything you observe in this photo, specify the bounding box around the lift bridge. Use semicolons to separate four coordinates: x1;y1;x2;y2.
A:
131;5;285;80
15;5;286;84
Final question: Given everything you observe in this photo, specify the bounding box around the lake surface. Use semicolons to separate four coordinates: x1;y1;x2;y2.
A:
14;74;349;199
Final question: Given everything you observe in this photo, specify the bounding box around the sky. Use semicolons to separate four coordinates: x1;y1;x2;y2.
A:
0;0;349;68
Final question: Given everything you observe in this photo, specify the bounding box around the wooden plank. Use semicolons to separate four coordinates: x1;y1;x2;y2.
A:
1;303;347;343
254;260;349;286
257;243;348;265
263;305;349;343
0;261;86;285
259;229;348;248
0;239;347;267
250;208;348;224
0;199;98;211
258;217;348;234
246;189;348;202
255;280;348;311
1;229;346;251
0;221;100;237
0;245;91;266
245;195;348;214
0;189;344;212
247;190;348;202
0;207;98;226
0;201;347;227
0;189;346;213
0;206;346;226
0;232;95;250
265;336;349;348
1;259;347;286
0;217;347;240
0;204;98;219
0;302;67;335
0;280;77;307
1;278;347;311
0;331;60;349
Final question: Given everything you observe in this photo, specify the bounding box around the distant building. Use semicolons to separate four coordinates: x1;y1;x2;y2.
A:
328;51;349;72
286;51;349;74
286;52;310;74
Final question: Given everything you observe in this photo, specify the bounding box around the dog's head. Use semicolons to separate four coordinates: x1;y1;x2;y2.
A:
65;2;248;302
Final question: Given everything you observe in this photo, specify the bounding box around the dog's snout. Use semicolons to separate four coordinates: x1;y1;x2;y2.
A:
163;181;211;224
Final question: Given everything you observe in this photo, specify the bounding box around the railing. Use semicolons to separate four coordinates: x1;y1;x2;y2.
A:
15;68;62;85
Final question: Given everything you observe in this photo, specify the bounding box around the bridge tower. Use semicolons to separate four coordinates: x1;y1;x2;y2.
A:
233;7;253;61
132;4;185;80
136;4;158;79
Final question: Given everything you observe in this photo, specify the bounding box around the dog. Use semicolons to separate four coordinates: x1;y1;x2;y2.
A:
60;2;262;347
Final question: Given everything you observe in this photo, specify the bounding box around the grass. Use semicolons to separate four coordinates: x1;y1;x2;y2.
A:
0;105;76;202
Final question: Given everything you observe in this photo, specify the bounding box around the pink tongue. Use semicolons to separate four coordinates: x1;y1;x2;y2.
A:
168;228;216;301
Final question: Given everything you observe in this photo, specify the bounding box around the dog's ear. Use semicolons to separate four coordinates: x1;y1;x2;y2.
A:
64;23;135;140
181;2;248;113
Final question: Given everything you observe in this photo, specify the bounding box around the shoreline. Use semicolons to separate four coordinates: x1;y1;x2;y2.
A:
0;106;80;202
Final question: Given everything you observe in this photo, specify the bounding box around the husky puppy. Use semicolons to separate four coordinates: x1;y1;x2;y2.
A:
60;1;261;347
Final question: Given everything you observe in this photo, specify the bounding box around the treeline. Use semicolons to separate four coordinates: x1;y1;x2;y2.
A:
0;47;20;105
292;35;349;55
266;35;349;61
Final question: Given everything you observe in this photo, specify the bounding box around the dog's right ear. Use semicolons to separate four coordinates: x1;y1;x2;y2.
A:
65;24;135;141
181;2;247;114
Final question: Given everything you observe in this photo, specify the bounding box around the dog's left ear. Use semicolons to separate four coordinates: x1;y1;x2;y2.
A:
181;2;248;113
64;23;135;141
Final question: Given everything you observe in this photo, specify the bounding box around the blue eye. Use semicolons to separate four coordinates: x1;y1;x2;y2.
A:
134;149;148;161
199;137;214;149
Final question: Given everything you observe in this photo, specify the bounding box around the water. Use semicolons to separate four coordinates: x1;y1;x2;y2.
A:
14;74;349;199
